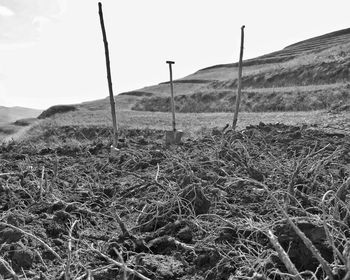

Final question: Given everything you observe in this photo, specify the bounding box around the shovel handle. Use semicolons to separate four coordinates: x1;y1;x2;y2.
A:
167;61;176;132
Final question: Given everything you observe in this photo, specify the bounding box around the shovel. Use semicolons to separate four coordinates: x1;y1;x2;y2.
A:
165;61;183;145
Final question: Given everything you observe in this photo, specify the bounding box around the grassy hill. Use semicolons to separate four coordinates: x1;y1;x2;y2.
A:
0;106;41;124
118;27;350;112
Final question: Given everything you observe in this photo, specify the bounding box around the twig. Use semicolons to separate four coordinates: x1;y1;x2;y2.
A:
155;163;160;183
53;154;59;179
75;265;115;280
87;243;151;280
39;166;45;199
288;144;330;196
147;235;195;252
112;207;131;238
65;220;79;280
0;172;16;177
34;249;49;271
21;267;28;280
0;256;19;280
0;222;63;263
112;248;127;280
321;190;346;264
335;177;350;216
267;230;302;280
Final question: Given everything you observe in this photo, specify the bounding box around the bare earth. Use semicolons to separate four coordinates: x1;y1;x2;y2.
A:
1;116;350;279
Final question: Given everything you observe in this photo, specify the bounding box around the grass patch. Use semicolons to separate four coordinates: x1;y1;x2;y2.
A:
38;105;77;119
13;118;37;126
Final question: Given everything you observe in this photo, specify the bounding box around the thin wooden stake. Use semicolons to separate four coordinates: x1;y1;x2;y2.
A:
98;2;118;147
232;25;245;130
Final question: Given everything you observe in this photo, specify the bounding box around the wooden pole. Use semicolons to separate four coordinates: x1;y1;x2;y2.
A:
98;2;118;147
232;25;245;130
166;61;176;132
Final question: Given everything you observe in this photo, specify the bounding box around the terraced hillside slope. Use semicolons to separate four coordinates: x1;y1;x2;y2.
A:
118;27;350;113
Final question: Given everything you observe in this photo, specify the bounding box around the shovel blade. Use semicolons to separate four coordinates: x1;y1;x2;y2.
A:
165;130;183;145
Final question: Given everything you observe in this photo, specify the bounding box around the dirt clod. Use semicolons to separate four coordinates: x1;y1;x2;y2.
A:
177;226;193;243
180;185;211;215
0;227;23;243
11;248;35;270
130;254;186;279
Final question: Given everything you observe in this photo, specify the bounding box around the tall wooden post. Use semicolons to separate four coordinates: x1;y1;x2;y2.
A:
232;25;245;130
98;2;118;147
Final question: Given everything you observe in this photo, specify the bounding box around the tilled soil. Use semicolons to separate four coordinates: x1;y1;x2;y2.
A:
1;123;350;279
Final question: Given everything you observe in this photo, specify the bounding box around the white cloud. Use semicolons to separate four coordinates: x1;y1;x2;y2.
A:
0;0;65;45
0;5;14;17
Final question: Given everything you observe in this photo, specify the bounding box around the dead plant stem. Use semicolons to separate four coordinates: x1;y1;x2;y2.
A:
87;244;151;280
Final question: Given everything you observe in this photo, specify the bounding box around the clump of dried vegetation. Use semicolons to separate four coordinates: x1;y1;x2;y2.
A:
0;122;350;279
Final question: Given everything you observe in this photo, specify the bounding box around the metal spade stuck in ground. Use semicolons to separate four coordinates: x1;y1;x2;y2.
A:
165;61;183;145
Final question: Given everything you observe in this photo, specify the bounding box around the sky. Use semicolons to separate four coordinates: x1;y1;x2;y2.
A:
0;0;349;110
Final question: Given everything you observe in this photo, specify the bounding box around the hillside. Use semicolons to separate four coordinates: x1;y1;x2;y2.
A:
0;106;41;141
117;27;350;113
0;106;41;124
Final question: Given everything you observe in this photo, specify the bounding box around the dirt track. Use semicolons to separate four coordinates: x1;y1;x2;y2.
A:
2;123;37;144
1;123;350;279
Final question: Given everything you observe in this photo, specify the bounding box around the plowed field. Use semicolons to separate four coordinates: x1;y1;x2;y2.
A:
1;123;350;279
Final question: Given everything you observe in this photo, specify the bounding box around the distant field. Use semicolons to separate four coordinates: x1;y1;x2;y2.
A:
39;108;323;130
18;107;349;142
